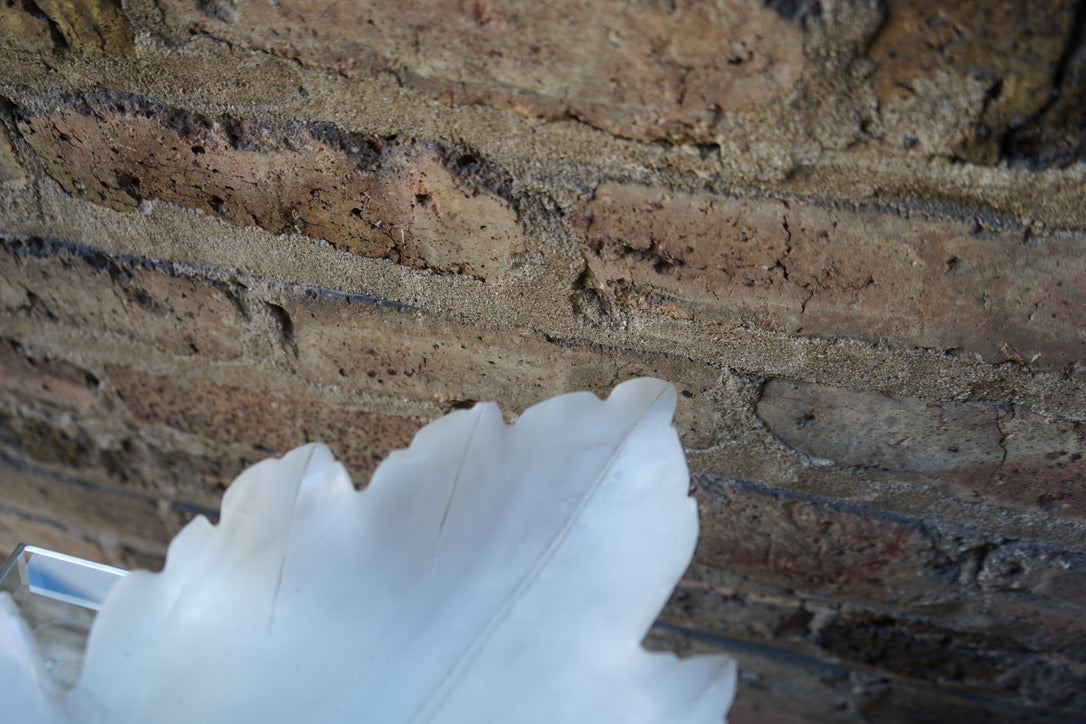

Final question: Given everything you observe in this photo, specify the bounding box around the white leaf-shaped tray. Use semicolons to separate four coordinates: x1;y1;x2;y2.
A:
1;378;736;722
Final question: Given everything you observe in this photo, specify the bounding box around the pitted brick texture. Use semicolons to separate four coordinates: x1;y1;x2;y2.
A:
16;96;523;279
109;367;421;482
157;0;804;143
0;239;248;360
575;183;1086;371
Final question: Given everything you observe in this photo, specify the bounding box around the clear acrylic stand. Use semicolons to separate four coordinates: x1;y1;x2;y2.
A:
0;544;127;690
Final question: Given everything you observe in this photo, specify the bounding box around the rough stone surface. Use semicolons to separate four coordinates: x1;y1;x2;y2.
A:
758;379;1086;518
282;292;724;447
0;237;248;359
156;0;804;143
33;0;133;55
867;0;1077;164
575;182;1086;371
1004;17;1086;170
0;0;62;54
14;94;524;279
0;1;1084;720
109;367;421;482
757;379;1003;472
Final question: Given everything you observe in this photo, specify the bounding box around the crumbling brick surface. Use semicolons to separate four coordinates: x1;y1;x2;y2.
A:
281;292;724;447
0;237;248;360
574;183;1086;372
15;95;524;279
757;379;1086;518
155;0;805;144
109;366;422;483
1;0;1085;720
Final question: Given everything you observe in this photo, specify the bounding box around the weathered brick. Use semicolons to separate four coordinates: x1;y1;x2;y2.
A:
695;477;924;600
0;405;93;470
0;454;170;550
32;0;134;56
661;571;1086;717
0;338;101;414
813;613;1086;713
757;379;1086;517
693;478;1086;630
978;543;1086;609
574;183;1086;371
867;0;1076;164
0;239;248;359
15;95;523;279
282;293;723;447
650;617;1068;724
97;437;238;508
108;367;421;482
0;0;60;54
156;0;804;143
757;379;1003;472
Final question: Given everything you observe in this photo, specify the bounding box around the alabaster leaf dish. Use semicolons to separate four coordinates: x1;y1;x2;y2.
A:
0;377;736;723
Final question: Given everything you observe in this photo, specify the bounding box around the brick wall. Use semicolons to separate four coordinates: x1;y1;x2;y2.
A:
1;1;1083;721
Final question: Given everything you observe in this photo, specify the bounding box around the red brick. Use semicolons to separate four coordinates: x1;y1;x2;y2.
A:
108;367;422;481
282;293;723;447
948;408;1086;517
693;478;1086;655
16;96;523;279
156;0;803;144
0;240;247;360
575;183;1086;371
695;479;920;598
867;0;1074;164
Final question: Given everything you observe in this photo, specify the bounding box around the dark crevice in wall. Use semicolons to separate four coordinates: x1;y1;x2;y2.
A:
17;0;69;51
764;0;823;25
1002;0;1086;170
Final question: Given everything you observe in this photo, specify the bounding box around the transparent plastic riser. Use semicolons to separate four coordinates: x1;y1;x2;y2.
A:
0;545;127;690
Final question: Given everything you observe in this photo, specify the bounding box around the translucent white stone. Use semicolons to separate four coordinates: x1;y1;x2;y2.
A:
0;378;736;723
